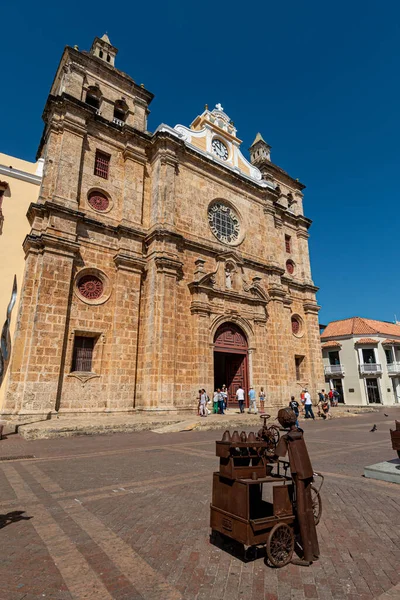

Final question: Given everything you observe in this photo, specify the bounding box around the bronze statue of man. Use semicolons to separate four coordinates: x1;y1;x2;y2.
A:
274;407;320;564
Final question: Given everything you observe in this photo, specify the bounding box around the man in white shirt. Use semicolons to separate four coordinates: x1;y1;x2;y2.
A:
304;389;315;420
236;386;245;413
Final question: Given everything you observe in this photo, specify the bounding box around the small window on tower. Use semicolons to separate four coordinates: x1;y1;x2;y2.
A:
295;356;305;380
99;50;103;59
285;235;291;253
71;336;95;372
94;150;110;179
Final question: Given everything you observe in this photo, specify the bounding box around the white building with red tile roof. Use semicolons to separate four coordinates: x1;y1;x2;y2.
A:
321;317;400;406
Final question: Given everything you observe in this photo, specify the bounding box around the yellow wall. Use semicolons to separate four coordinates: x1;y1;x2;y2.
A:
0;152;42;405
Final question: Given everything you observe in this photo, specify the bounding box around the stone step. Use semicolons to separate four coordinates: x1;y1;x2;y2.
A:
11;405;380;440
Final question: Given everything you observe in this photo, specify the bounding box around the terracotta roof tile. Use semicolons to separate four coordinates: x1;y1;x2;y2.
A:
382;338;400;345
321;317;400;339
354;338;378;344
321;341;342;348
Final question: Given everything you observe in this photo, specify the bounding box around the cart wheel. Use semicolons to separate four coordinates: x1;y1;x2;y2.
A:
266;522;294;568
268;425;280;447
310;485;322;525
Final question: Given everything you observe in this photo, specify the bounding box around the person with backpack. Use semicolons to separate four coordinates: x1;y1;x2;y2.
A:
333;389;340;406
289;396;300;427
259;387;266;412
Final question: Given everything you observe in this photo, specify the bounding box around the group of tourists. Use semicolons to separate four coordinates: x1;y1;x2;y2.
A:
198;385;340;419
197;385;267;416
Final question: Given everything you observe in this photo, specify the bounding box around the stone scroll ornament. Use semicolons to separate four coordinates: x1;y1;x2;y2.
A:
0;275;17;387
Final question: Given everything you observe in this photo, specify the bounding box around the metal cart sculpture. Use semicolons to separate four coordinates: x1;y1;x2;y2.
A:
210;410;323;567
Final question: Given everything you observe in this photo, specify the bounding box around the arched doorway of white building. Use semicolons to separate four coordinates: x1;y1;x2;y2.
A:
213;323;249;408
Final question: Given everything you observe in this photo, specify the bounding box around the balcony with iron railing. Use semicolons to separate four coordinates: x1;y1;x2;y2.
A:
324;364;345;377
387;362;400;376
359;363;382;376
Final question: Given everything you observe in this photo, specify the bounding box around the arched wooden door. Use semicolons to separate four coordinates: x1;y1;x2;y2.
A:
214;323;249;407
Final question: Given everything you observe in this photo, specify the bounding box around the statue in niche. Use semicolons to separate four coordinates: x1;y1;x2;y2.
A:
225;264;234;289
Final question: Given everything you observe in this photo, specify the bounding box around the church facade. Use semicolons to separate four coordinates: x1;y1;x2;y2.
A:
0;35;324;419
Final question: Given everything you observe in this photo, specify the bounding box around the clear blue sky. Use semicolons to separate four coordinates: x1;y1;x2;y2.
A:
1;0;399;325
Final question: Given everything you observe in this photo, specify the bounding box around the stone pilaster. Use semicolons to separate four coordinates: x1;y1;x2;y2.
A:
136;254;183;410
106;253;146;411
2;235;78;418
122;146;146;225
304;301;324;395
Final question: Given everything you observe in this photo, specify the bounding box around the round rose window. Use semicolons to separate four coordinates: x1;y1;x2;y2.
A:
88;191;110;212
208;202;240;244
291;316;301;335
286;260;295;275
77;275;104;300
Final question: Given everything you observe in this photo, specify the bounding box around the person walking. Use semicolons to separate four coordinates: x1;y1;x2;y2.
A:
213;389;219;414
333;389;340;406
289;395;300;427
259;387;266;412
248;386;257;414
217;388;225;414
304;389;315;420
328;389;334;407
197;389;202;416
199;389;208;417
221;385;228;411
236;385;245;413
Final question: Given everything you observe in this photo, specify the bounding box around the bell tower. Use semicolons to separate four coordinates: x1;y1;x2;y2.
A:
90;33;118;66
249;132;271;166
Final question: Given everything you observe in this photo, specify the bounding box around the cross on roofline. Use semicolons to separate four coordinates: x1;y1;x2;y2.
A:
215;103;224;111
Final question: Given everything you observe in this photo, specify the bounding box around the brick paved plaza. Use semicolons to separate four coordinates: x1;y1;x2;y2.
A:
0;408;399;600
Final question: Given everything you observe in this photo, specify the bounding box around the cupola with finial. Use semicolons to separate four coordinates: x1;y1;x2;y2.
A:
90;33;118;66
249;132;271;166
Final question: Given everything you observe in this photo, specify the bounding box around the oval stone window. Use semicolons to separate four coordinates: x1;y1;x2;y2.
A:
291;316;302;336
88;191;110;212
286;260;295;275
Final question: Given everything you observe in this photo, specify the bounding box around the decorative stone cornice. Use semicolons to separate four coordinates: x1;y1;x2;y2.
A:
123;146;147;165
283;296;293;307
26;202;147;241
303;301;321;315
154;256;183;277
23;233;80;258
263;204;276;217
190;301;211;316
144;227;184;250
113;253;146;273
267;285;286;300
283;277;319;294
296;229;310;240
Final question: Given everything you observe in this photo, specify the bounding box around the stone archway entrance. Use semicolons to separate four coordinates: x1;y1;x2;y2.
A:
214;323;249;408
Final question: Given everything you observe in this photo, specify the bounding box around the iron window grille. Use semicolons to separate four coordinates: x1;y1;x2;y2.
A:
71;336;95;372
94;151;110;179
